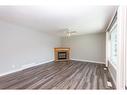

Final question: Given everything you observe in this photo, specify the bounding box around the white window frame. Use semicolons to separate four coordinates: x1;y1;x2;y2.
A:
108;21;117;69
117;6;126;89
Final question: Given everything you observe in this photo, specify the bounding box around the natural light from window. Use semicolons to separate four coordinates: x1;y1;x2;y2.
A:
110;23;117;65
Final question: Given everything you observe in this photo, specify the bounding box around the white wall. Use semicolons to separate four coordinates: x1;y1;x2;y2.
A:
0;20;60;75
61;32;106;63
125;7;127;88
0;20;106;76
117;7;126;89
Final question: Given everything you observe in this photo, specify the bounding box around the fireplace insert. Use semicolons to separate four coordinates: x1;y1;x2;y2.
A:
58;52;67;60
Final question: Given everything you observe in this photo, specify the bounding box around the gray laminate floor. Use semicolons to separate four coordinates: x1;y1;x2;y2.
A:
0;60;116;89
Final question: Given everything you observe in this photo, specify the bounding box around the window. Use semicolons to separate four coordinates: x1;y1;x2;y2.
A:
110;23;117;65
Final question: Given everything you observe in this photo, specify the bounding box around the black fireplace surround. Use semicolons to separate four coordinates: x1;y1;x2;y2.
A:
58;52;67;60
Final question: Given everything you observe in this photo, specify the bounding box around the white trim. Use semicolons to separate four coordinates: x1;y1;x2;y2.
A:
108;20;117;68
105;8;117;68
109;60;117;70
0;60;53;77
108;63;116;86
126;8;127;88
71;59;105;64
105;7;118;32
109;22;117;34
117;6;126;90
106;32;109;67
21;60;53;69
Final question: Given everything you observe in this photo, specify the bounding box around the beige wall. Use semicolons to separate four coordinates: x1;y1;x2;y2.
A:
61;32;106;63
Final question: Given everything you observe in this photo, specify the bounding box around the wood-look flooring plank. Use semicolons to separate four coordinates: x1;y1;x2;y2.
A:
39;62;83;89
0;61;116;89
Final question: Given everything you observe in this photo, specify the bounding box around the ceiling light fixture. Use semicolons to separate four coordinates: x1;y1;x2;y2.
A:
66;31;77;37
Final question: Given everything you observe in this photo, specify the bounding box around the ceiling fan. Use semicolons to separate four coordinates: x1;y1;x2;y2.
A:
59;28;77;37
66;31;77;37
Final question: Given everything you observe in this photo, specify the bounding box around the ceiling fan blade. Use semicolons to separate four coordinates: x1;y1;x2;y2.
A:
70;31;77;33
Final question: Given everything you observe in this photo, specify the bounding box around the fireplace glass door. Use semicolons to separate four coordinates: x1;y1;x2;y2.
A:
58;52;67;60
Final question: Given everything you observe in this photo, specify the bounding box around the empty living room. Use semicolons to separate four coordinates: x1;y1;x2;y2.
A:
0;1;127;93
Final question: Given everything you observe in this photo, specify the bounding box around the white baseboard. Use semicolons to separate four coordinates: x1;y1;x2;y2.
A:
0;59;104;77
21;60;53;69
0;60;53;77
72;59;105;64
108;67;116;86
108;63;116;87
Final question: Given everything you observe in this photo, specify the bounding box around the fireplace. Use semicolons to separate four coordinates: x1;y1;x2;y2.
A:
54;48;70;62
58;52;67;60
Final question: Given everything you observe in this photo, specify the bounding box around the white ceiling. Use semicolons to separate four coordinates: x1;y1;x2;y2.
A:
0;6;117;36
